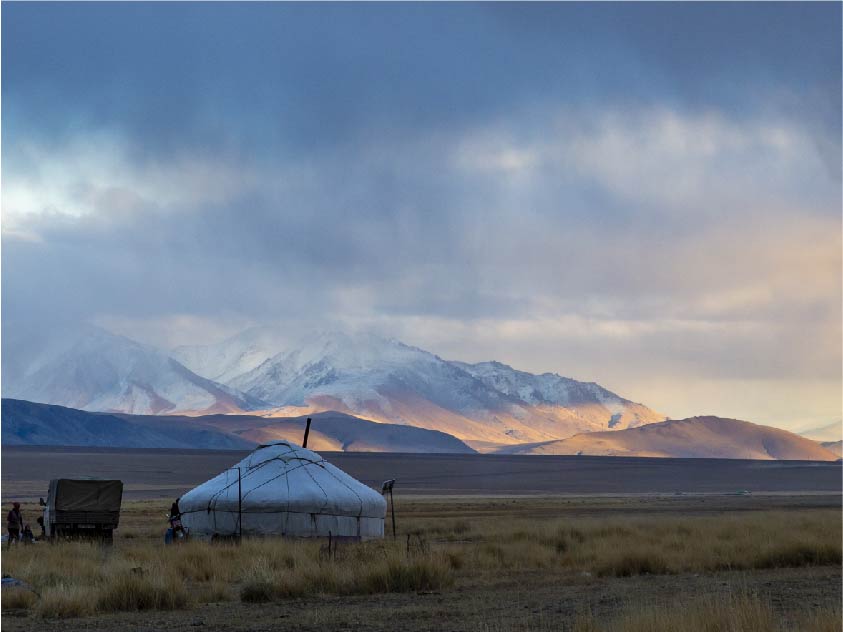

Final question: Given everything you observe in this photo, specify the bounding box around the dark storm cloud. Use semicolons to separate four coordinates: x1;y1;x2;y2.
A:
4;3;840;154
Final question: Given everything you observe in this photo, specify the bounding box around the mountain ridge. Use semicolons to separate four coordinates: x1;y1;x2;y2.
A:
2;325;264;415
1;398;255;449
226;330;666;443
5;325;663;443
1;399;475;453
496;416;840;461
2;399;834;461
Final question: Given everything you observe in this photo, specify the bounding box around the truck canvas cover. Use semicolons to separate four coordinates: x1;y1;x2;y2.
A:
52;479;123;512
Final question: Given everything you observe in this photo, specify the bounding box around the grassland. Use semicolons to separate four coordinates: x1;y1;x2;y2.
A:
1;495;841;631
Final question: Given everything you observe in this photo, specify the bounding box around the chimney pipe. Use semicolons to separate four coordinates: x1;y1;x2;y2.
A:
302;417;312;448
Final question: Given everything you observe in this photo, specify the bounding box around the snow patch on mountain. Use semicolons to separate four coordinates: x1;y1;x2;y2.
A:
232;331;511;415
453;360;630;411
3;324;262;415
230;331;665;442
172;326;286;384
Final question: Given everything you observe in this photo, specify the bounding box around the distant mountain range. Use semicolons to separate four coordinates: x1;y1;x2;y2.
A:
1;398;254;450
3;325;664;443
1;399;473;453
4;323;835;459
3;399;837;461
497;416;840;461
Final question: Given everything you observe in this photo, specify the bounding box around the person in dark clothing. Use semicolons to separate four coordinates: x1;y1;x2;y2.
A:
169;498;185;538
36;515;46;540
7;502;23;548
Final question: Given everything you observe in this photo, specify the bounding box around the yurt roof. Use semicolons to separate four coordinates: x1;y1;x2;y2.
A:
179;440;386;519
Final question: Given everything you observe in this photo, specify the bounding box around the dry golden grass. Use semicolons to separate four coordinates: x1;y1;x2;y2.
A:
1;498;840;622
35;585;96;619
94;570;191;612
2;538;456;616
430;509;842;576
610;592;778;631
1;587;38;611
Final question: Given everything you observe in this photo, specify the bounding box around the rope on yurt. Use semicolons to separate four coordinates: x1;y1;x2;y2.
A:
240;458;314;500
301;459;331;514
197;443;374;521
205;444;316;507
320;463;365;517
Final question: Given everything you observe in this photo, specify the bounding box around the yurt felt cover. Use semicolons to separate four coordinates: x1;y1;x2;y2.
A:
179;441;386;539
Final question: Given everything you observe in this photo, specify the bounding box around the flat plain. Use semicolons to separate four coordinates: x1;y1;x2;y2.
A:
1;447;841;631
3;445;841;500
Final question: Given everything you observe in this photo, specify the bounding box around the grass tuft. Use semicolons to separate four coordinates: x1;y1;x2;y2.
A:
360;555;454;593
240;558;276;603
597;552;671;577
95;572;190;612
240;579;275;603
195;580;232;603
36;585;96;619
753;543;842;570
1;587;38;611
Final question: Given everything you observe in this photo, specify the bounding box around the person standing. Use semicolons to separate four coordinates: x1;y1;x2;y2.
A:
169;498;185;539
7;502;23;548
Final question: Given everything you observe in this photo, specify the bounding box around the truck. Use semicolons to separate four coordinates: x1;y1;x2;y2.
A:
40;478;123;542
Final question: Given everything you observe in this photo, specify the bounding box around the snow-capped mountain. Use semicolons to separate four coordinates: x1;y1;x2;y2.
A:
172;326;286;384
2;324;664;443
229;331;665;443
452;361;659;431
230;331;525;442
2;324;263;415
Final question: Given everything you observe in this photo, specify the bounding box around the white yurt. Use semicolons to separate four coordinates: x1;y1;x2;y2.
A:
179;441;386;539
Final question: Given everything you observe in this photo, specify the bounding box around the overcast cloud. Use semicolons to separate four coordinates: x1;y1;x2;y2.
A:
2;3;840;430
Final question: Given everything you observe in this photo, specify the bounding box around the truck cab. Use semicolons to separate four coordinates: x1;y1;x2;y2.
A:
41;478;123;542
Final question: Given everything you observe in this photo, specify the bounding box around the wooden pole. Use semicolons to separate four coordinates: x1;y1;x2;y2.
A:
390;487;396;539
237;466;242;542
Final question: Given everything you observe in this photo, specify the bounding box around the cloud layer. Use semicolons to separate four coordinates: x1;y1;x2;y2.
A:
3;3;840;430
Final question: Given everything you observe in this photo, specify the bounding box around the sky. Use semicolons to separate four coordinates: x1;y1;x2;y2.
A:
2;2;841;432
